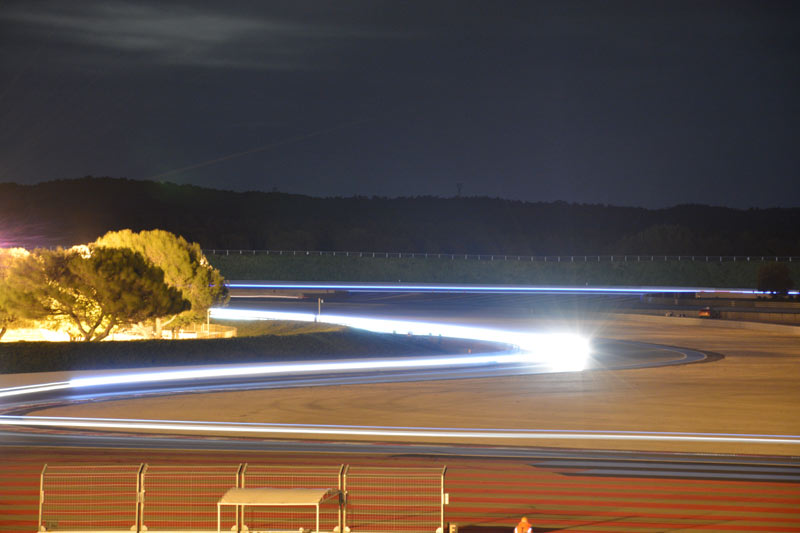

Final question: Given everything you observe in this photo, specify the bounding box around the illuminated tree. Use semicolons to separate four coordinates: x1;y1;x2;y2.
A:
5;247;188;341
0;248;30;339
756;262;794;296
95;229;228;333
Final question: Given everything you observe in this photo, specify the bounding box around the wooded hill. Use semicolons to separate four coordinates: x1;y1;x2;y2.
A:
2;177;798;255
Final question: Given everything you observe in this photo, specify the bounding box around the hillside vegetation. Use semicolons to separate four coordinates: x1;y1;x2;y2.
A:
2;177;799;256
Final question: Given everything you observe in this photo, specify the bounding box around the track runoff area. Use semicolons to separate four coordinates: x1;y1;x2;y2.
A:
1;282;799;531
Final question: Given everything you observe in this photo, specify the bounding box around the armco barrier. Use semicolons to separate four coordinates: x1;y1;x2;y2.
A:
39;464;142;532
39;464;447;533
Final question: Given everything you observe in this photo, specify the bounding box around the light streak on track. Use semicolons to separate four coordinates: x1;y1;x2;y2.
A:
211;307;590;372
3;304;788;451
1;415;799;445
0;309;590;399
226;281;800;296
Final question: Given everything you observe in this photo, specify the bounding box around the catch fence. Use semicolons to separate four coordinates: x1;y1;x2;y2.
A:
39;464;448;533
206;249;799;263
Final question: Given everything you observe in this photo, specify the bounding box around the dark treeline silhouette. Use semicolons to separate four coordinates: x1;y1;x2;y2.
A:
1;177;799;255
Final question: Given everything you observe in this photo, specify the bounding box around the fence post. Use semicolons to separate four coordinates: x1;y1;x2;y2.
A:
136;464;146;533
38;464;47;532
342;467;349;533
139;464;149;532
338;465;348;533
236;464;246;531
440;466;448;533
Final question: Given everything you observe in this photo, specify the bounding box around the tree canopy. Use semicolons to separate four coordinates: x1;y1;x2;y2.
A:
0;248;29;339
4;246;188;341
95;229;228;327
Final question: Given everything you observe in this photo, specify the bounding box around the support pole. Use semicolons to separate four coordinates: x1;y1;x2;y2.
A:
38;464;47;532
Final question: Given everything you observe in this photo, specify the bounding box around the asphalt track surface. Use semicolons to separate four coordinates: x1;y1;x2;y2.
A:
1;291;799;531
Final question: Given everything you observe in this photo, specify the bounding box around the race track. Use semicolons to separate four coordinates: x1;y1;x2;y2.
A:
1;291;799;531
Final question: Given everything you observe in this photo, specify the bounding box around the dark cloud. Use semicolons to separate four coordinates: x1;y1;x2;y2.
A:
0;1;415;71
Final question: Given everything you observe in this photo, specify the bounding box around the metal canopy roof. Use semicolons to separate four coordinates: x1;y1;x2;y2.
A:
219;487;339;506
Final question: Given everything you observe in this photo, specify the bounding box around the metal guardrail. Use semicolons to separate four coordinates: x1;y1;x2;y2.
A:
206;249;799;263
39;464;448;533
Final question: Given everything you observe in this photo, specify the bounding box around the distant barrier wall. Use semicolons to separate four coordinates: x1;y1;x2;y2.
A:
206;249;800;263
39;464;447;533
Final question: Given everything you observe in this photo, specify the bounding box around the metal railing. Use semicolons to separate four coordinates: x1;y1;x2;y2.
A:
39;464;448;533
206;249;799;263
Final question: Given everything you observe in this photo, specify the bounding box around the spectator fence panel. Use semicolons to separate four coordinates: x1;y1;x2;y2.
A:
240;464;344;532
39;464;142;532
140;465;241;531
344;466;446;533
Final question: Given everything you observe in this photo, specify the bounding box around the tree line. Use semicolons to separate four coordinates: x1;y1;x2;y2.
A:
1;177;799;256
0;229;227;341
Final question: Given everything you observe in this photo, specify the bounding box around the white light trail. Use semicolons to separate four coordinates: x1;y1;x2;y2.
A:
210;308;591;372
0;382;72;399
226;281;800;296
2;415;798;445
0;309;591;399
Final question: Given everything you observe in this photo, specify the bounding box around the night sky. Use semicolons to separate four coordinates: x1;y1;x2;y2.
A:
1;1;798;208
